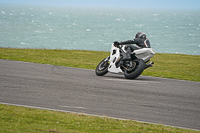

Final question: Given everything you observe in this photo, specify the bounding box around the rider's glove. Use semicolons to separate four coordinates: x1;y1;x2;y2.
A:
113;41;120;47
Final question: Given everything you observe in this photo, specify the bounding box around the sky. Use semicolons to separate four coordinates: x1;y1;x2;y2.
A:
0;0;200;9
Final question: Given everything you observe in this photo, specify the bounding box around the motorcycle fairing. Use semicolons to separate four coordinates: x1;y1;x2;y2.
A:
134;48;156;62
108;44;156;74
108;44;123;73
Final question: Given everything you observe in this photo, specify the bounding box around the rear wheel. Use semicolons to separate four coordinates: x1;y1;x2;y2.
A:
124;59;145;79
95;58;109;76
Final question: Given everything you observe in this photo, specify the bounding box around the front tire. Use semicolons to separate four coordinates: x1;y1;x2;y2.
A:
124;59;145;79
95;58;109;76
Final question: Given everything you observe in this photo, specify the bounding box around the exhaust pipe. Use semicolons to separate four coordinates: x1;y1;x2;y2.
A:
144;61;154;69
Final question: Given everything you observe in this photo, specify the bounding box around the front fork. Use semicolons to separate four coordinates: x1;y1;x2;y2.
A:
103;56;110;67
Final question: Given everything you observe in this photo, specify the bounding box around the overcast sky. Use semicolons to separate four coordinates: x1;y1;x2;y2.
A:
0;0;200;9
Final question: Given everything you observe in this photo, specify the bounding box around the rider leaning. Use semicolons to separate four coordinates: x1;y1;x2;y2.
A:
113;32;151;50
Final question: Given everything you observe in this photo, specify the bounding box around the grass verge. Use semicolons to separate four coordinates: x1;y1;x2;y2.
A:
1;104;199;133
0;48;200;82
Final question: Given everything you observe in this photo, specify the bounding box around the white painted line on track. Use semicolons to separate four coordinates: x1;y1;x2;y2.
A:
60;106;86;109
104;78;160;84
0;102;199;131
0;102;126;120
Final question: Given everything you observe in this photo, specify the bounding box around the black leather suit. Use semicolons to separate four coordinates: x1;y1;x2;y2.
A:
119;38;151;50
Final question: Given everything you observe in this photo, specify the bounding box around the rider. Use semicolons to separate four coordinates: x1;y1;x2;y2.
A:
113;32;151;50
113;32;151;60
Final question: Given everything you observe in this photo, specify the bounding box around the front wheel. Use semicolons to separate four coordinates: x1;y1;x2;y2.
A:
95;57;109;76
124;59;145;79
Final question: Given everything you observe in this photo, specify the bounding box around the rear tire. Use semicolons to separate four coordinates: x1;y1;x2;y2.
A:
124;59;145;79
95;58;109;76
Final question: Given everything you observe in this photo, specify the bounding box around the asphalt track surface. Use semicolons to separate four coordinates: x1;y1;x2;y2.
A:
0;59;200;130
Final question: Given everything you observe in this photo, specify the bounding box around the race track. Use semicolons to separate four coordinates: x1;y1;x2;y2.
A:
0;59;199;130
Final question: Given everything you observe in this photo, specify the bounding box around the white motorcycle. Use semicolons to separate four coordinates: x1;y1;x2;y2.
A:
95;43;156;79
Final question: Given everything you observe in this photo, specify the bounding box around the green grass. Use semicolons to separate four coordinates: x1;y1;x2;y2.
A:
1;104;199;133
142;53;200;82
0;48;200;82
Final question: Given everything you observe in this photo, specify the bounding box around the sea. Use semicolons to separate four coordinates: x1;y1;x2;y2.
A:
1;5;200;55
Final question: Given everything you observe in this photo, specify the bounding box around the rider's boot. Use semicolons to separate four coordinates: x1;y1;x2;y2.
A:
123;46;132;60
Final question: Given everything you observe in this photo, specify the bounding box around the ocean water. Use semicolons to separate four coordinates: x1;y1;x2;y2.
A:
0;5;200;55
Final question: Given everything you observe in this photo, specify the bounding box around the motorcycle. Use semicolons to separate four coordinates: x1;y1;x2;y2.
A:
95;43;156;79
